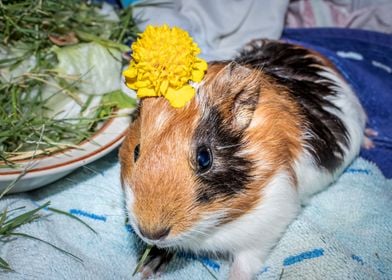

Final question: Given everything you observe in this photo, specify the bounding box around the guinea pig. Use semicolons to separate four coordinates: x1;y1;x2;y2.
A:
119;39;369;279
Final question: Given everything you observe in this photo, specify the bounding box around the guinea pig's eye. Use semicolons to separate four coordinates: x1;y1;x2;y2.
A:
134;144;140;162
196;146;212;172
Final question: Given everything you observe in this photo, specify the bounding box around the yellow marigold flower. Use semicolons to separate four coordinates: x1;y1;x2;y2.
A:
123;25;208;108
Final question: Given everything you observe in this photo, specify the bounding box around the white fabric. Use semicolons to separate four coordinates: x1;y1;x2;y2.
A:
134;0;290;60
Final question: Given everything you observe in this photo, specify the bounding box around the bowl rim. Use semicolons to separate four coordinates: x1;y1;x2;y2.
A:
1;115;115;164
0;116;128;176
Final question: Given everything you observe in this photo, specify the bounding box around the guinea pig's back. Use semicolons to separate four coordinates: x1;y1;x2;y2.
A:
236;39;366;201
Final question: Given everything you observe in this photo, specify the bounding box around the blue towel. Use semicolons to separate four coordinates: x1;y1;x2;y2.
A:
283;28;392;178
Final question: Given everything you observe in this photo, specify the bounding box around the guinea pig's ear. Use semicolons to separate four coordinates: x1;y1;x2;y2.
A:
221;62;261;132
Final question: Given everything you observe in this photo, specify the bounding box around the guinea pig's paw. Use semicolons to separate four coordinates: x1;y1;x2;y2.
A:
139;247;174;279
362;137;375;150
365;128;378;137
229;251;264;280
362;128;378;149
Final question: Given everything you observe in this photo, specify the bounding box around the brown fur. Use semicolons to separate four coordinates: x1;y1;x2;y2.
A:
120;62;303;236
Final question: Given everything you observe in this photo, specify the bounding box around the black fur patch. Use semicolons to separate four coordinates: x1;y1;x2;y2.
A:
236;40;349;171
193;106;253;203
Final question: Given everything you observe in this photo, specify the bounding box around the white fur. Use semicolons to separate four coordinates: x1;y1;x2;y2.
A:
295;68;366;202
123;186;139;233
183;171;299;279
152;109;171;133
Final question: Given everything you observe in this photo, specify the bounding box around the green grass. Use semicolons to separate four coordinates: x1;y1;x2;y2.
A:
132;244;218;279
0;0;139;166
0;200;96;271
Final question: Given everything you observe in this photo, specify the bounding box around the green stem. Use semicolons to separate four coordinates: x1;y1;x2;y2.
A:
75;30;130;52
11;86;18;119
117;8;133;43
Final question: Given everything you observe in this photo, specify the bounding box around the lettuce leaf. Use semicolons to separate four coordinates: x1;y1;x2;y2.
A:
53;42;122;95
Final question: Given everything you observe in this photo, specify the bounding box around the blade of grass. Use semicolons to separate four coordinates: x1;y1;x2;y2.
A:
0;257;12;271
0;214;40;235
8;232;83;263
0;201;50;234
279;268;285;280
75;30;130;52
0;124;44;197
0;207;8;228
0;167;30;199
133;1;173;8
200;260;218;280
3;206;26;214
47;207;96;234
132;244;153;276
116;7;133;43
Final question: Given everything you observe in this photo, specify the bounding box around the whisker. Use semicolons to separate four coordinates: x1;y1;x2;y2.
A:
216;143;242;150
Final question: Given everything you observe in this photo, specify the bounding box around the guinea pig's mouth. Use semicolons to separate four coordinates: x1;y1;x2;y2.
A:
127;211;227;251
128;220;187;249
128;218;195;249
141;236;178;248
123;187;227;250
134;210;228;251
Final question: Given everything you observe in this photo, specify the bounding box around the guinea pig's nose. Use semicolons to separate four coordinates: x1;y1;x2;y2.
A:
139;226;171;240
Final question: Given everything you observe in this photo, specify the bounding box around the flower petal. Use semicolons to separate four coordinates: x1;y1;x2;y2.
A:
137;87;156;98
123;68;137;79
134;80;151;88
165;85;195;108
125;81;137;90
194;59;208;71
159;80;169;95
191;69;205;82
